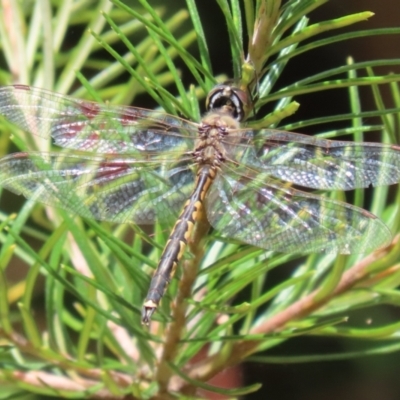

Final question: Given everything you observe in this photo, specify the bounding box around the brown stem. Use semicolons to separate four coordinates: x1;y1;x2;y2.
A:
0;329;133;387
180;235;400;387
9;370;135;399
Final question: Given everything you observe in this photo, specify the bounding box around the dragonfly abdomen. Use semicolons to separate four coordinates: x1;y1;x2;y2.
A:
142;166;216;324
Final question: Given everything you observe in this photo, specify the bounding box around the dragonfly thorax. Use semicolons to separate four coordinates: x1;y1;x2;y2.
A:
193;110;240;167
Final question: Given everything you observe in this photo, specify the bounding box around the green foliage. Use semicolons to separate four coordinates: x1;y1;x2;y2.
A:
0;0;400;398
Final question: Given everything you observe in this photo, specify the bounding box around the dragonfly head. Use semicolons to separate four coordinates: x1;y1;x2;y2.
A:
206;83;250;122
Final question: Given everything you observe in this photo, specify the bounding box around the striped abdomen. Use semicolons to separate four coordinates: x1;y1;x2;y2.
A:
141;165;216;324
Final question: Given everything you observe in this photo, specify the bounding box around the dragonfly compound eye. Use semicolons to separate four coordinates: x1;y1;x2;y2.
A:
206;83;249;122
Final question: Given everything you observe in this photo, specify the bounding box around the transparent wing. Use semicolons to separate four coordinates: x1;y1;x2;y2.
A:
0;152;195;225
0;85;198;155
228;130;400;190
205;167;392;254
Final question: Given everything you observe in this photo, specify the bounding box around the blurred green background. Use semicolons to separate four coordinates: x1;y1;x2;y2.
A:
1;0;400;399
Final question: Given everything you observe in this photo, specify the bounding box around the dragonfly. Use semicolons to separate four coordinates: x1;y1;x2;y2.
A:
0;84;400;324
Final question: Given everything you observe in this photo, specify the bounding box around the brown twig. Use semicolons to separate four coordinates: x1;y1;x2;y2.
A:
8;370;131;399
0;329;134;388
180;235;400;386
